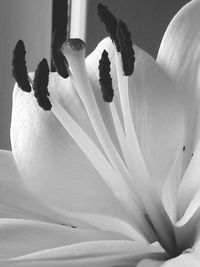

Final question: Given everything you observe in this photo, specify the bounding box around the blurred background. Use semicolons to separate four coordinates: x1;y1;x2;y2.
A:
0;0;189;150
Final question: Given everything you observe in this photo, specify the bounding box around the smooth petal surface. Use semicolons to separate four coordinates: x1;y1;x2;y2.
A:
86;38;184;189
11;79;130;223
137;253;200;267
137;259;164;267
129;45;184;188
56;210;146;241
178;142;200;220
162;147;183;223
0;218;125;259
0;241;165;267
157;0;200;177
0;150;92;227
161;252;200;267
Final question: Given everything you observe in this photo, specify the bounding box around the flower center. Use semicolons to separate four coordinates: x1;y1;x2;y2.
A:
11;3;187;258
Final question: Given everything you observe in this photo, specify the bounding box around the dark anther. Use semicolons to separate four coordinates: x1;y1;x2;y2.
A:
99;50;114;103
117;20;135;76
97;3;120;52
12;40;31;92
33;59;52;111
51;31;69;79
183;146;185;152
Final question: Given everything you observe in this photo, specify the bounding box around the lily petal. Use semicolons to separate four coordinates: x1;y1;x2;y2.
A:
178;142;200;219
137;252;200;267
0;150;93;228
137;259;164;267
11;78;131;224
161;252;200;267
128;46;184;188
86;38;184;189
166;218;200;265
157;0;200;231
1;241;165;267
157;0;200;174
57;210;147;241
0;218;126;259
162;146;183;223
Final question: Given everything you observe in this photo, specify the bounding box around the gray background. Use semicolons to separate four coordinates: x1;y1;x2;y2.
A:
0;0;52;150
0;0;189;150
86;0;189;56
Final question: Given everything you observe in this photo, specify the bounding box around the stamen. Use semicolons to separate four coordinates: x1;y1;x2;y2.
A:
33;58;52;111
98;50;114;102
97;3;120;51
51;31;69;78
62;38;178;248
117;20;135;76
62;39;148;217
49;88;157;242
115;54;176;253
12;40;31;92
62;39;134;193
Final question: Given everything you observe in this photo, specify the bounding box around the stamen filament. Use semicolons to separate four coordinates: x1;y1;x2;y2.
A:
61;40;178;250
114;50;177;255
62;41;137;198
162;146;184;223
109;102;130;167
109;102;144;207
49;89;156;241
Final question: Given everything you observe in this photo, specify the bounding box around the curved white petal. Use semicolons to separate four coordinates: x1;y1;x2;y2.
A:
1;241;165;267
56;209;147;241
128;46;184;188
157;0;200;175
86;38;184;189
137;251;200;267
162;147;183;223
0;150;93;228
161;252;200;267
11;81;129;222
0;218;126;259
178;142;200;218
137;259;164;267
11;36;185;247
84;38;183;252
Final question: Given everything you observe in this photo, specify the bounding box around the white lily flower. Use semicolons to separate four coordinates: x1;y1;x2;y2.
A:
1;1;200;266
